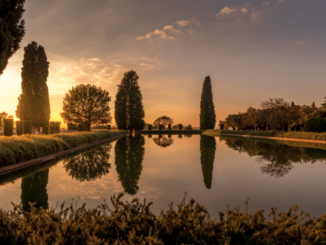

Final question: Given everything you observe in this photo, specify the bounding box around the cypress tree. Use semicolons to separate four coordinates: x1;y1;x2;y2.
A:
200;135;216;189
200;76;216;130
16;42;50;129
0;0;25;75
115;70;145;131
115;135;145;195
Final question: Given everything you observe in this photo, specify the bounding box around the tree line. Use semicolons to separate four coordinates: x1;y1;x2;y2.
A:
222;97;326;131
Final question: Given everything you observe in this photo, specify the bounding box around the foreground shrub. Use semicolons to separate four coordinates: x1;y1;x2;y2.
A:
304;117;326;133
0;130;127;167
1;194;326;244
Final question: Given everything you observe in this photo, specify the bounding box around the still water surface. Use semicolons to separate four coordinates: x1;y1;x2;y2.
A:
1;134;326;217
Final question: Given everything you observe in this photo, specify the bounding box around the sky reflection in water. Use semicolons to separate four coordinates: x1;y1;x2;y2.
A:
1;134;326;218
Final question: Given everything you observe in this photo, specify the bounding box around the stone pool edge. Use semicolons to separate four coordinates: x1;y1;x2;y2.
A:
205;132;326;145
0;133;128;176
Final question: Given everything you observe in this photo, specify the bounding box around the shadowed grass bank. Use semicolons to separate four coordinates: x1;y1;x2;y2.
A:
0;130;127;167
1;194;326;244
205;129;326;141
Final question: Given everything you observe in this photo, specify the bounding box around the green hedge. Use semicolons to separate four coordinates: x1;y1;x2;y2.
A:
218;130;326;141
178;124;183;130
107;125;111;130
1;194;326;244
42;126;49;135
0;130;127;167
4;119;13;136
168;124;172;130
16;121;24;136
23;120;32;135
148;124;153;130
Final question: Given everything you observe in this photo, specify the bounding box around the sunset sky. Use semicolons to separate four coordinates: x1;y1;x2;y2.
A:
1;0;325;127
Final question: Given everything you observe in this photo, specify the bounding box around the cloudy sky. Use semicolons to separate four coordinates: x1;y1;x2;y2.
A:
1;0;325;127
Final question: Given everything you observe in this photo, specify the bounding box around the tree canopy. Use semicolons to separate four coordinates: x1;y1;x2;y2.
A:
60;84;111;131
0;0;25;75
16;42;50;128
200;76;216;130
153;116;174;128
115;70;145;131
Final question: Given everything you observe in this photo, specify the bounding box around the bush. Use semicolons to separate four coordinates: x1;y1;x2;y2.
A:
42;126;49;134
16;121;24;136
107;125;111;130
159;125;163;130
178;124;183;130
78;124;88;132
4;119;13;136
148;124;153;130
168;124;172;130
184;124;193;130
304;117;326;133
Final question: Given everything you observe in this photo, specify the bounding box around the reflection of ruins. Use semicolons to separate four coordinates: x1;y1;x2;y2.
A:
200;136;216;189
63;145;111;182
153;135;174;148
115;135;145;195
21;169;49;212
221;136;326;178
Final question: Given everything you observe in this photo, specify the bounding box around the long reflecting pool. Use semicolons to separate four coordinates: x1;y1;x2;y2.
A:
1;134;326;218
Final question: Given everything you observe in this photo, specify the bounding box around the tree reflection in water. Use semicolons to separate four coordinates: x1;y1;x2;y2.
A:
115;135;145;195
200;135;216;189
221;136;326;178
63;145;111;182
153;134;174;148
21;169;49;212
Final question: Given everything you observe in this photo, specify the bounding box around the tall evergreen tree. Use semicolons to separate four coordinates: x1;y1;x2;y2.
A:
16;42;50;129
200;135;216;189
200;76;216;130
115;135;145;195
0;0;25;75
115;70;145;131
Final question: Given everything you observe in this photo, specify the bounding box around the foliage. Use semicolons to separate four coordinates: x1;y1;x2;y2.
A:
153;116;174;129
200;136;216;188
21;169;49;213
178;124;183;130
16;42;51;128
2;193;326;244
224;97;320;131
3;119;13;136
0;0;25;75
115;70;145;131
304;117;326;133
0;130;127;167
63;145;111;182
153;135;174;148
115;135;145;195
183;124;193;130
15;121;33;136
200;76;216;130
60;84;111;131
148;124;153;130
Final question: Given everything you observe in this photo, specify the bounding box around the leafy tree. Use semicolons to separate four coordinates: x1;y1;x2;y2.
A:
21;169;49;212
200;135;216;189
259;98;289;131
115;70;145;131
304;117;326;133
60;84;111;131
153;135;174;148
0;0;25;75
153;116;174;129
63;145;111;182
16;42;50;129
115;135;145;195
200;76;216;130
